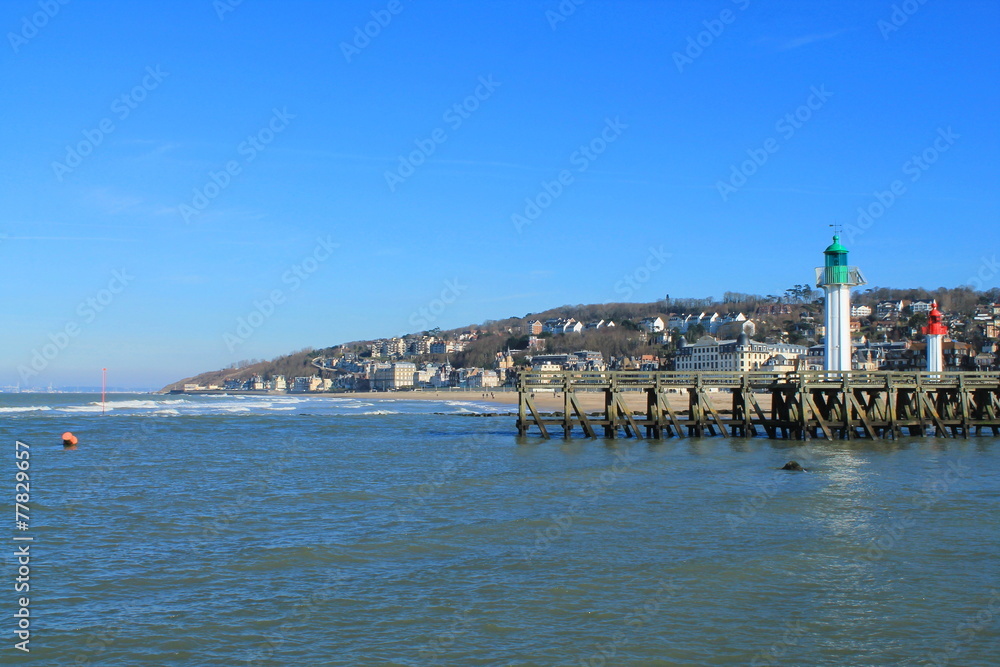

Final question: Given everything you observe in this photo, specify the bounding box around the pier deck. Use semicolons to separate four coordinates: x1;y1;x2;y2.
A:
516;371;1000;440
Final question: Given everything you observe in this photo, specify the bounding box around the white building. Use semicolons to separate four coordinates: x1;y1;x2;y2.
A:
291;376;325;392
875;300;903;319
850;305;872;317
429;340;467;354
430;361;454;388
467;370;500;388
639;316;666;333
543;318;565;334
668;312;748;335
414;367;433;386
673;334;808;372
372;362;417;390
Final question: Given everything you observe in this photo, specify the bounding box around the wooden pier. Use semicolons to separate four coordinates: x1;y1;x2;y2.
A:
516;371;1000;440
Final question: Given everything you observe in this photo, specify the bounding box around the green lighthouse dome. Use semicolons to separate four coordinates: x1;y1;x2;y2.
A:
824;235;848;255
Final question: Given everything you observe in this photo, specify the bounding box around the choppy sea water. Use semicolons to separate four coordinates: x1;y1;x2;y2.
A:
2;393;998;666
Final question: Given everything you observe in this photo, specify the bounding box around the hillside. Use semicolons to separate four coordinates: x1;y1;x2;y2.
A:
161;285;1000;391
161;347;332;392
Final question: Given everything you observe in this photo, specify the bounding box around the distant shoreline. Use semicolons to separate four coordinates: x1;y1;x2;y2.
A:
165;388;748;412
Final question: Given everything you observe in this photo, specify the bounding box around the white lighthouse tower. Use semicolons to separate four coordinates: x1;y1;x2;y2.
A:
922;301;948;373
815;235;866;371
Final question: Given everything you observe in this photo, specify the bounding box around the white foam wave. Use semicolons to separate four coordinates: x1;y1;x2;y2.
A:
92;399;183;410
443;400;494;414
1;394;499;418
0;406;52;413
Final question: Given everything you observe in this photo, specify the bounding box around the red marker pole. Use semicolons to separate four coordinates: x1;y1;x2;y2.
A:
102;368;107;416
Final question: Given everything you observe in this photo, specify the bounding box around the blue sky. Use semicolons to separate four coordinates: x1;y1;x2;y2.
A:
2;0;997;388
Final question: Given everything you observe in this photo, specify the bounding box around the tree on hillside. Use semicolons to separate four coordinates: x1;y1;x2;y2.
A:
454;333;505;369
784;284;817;303
684;323;707;343
504;335;530;351
533;328;651;361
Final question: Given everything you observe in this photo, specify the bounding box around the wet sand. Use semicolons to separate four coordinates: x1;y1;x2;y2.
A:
347;390;771;414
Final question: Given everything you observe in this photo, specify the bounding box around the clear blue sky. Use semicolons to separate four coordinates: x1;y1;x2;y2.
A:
2;0;997;389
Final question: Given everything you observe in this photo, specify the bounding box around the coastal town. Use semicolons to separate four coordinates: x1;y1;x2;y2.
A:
175;294;1000;395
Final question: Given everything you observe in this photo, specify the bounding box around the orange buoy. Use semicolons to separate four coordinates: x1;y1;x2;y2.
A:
62;432;79;445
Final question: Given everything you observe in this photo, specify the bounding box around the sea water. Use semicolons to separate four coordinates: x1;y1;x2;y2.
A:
1;393;997;665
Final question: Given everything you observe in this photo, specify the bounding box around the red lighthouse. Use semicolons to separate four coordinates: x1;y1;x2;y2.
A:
921;301;948;372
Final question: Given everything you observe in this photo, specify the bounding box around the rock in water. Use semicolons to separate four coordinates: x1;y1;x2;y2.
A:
781;461;805;471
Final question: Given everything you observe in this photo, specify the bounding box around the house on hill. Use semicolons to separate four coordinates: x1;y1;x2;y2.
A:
876;300;904;319
639;316;665;333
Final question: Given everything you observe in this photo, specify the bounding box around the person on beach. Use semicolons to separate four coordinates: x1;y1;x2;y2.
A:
62;432;79;450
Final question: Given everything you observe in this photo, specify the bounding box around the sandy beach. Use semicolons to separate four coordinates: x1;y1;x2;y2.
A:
345;389;767;414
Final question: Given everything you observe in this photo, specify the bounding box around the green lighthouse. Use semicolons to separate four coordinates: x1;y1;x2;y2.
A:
816;234;866;372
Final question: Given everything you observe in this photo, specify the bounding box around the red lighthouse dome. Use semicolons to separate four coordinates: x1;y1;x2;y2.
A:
922;301;948;336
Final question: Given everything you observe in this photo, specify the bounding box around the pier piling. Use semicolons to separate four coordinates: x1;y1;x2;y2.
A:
515;371;1000;440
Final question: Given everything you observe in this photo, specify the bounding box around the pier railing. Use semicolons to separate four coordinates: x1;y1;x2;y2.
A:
516;370;1000;440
